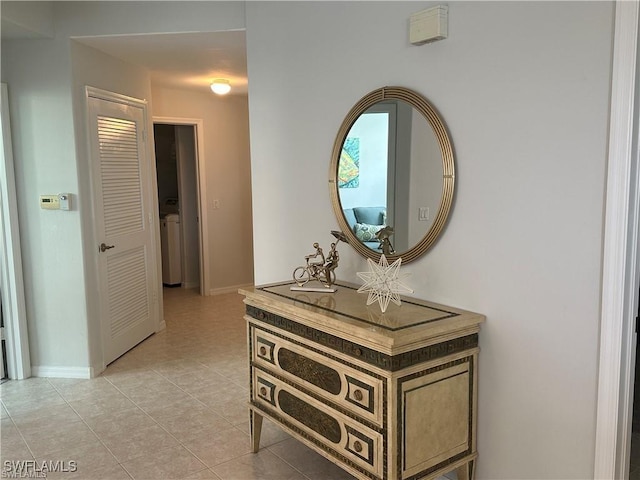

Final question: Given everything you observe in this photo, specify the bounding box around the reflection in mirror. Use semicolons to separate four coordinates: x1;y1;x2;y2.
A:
338;100;443;253
330;87;454;264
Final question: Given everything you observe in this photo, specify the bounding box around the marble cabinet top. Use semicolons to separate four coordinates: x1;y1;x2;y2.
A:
240;281;485;356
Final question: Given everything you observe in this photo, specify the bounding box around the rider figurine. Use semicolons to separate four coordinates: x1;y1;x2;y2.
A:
305;242;325;267
324;242;339;285
325;243;339;271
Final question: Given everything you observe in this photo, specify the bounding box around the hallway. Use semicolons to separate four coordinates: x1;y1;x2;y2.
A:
0;289;353;479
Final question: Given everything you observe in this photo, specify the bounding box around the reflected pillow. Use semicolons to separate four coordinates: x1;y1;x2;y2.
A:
354;223;383;242
352;206;385;225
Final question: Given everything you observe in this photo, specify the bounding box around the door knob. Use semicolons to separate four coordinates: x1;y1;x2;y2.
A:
99;243;115;253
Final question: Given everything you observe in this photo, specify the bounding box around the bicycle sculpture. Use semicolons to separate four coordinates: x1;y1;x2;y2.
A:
293;230;348;288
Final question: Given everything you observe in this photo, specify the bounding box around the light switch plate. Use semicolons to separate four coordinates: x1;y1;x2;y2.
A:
58;193;70;210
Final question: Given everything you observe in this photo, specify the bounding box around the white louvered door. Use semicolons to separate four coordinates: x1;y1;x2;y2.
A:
87;91;158;365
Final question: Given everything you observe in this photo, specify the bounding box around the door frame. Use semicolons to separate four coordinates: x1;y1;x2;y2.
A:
153;117;210;296
594;1;640;477
0;83;30;379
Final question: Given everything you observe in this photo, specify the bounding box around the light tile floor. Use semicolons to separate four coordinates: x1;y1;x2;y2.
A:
1;288;356;480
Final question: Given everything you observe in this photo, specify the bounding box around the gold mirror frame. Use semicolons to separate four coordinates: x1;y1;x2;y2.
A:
329;86;455;264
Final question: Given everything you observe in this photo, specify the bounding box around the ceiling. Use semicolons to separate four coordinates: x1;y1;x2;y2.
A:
1;6;247;95
75;31;249;95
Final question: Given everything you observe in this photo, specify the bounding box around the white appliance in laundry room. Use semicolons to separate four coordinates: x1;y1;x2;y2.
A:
160;198;181;286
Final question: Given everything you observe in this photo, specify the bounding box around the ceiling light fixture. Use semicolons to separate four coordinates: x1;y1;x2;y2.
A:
210;79;231;95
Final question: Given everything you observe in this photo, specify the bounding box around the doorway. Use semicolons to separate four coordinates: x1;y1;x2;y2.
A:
153;119;209;296
0;83;30;380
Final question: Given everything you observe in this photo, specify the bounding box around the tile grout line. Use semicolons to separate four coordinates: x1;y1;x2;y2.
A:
101;366;254;473
43;377;135;479
1;399;36;462
44;373;219;478
3;377;232;480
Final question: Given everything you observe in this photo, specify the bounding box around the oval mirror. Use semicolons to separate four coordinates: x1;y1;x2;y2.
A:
329;86;454;264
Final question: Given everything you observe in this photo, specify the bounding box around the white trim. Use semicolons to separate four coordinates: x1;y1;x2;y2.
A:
31;366;93;379
86;86;148;108
153;116;210;296
594;1;640;478
210;283;253;296
0;83;31;380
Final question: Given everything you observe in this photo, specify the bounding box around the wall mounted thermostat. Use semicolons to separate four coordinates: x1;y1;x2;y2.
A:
40;193;71;210
40;195;60;210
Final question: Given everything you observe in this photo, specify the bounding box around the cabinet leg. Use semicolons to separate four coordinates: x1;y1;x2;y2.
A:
456;460;475;480
250;409;263;453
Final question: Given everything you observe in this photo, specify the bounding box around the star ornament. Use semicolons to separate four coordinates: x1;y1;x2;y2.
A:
356;254;414;313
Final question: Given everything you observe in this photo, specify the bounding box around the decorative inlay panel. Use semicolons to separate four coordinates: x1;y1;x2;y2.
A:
278;348;342;395
278;390;342;443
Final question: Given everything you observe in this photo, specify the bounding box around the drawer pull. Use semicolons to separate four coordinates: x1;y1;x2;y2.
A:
257;311;265;320
353;389;363;401
259;346;267;356
260;386;267;396
354;348;362;356
353;440;363;453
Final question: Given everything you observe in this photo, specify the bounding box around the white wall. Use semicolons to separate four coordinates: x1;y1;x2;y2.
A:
151;86;254;292
1;34;90;373
339;112;388;209
408;107;442;247
245;2;613;478
1;1;54;38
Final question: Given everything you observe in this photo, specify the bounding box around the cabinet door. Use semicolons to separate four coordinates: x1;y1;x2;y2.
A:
398;359;472;479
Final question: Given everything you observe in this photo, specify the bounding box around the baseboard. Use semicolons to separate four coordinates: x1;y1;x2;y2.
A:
157;320;167;332
31;365;93;379
209;283;254;296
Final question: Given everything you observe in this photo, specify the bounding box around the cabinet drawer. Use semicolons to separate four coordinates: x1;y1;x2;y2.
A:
252;367;383;478
250;324;384;426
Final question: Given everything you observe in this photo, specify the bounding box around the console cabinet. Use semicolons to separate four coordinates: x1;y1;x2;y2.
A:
240;282;484;480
